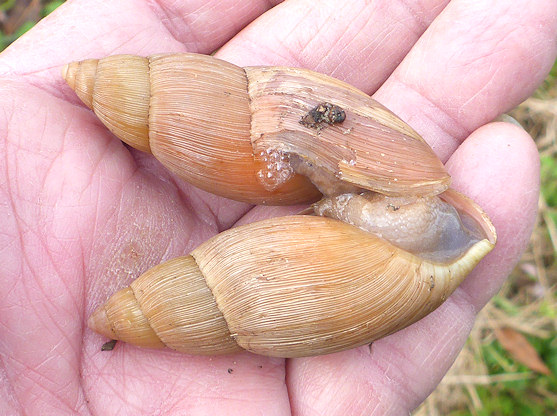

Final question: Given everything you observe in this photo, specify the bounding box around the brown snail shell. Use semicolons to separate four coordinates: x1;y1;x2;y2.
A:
63;53;450;204
88;194;495;358
63;54;496;357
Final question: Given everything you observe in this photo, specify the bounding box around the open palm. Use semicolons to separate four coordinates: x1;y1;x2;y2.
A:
1;1;556;414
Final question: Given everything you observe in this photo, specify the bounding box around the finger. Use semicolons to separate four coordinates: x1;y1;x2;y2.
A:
218;0;451;92
374;0;557;161
286;121;539;415
448;122;540;307
0;0;282;94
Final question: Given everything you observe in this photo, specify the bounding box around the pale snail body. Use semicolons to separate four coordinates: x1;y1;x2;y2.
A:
64;53;496;357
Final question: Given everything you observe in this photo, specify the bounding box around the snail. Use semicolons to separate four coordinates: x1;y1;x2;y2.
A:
63;53;496;358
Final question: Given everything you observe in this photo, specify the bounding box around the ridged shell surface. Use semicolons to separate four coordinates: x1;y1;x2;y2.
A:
89;211;495;358
63;53;451;203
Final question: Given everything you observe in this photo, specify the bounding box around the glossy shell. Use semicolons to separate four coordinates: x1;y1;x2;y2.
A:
87;194;495;358
63;53;450;204
63;53;497;358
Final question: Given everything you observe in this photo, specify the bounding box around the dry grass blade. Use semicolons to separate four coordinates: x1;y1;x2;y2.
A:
494;327;552;375
441;372;536;385
0;0;40;35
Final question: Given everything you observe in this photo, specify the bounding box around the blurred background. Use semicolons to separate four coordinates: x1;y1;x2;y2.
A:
1;1;555;415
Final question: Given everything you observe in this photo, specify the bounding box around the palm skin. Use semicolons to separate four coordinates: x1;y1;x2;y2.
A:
0;0;555;415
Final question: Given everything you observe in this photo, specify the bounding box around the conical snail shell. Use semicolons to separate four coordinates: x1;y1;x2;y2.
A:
88;194;495;358
63;53;450;204
63;54;497;357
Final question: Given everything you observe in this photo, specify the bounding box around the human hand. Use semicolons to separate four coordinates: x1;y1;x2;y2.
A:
1;1;555;414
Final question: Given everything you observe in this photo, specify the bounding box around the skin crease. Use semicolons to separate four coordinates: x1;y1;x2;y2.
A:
0;0;555;415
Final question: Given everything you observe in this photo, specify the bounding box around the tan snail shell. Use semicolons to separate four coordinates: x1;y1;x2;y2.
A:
63;53;450;204
64;53;496;358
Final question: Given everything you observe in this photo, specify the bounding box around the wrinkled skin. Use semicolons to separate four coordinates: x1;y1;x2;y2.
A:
0;1;555;415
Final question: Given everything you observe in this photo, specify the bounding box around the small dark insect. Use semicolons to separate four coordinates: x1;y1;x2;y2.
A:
300;102;346;129
101;339;118;351
227;368;234;374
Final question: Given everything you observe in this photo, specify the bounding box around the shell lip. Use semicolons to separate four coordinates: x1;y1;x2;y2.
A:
336;160;451;198
440;188;497;245
416;188;496;265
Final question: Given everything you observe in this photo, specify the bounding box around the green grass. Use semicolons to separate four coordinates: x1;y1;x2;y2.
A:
470;335;557;416
0;0;64;50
